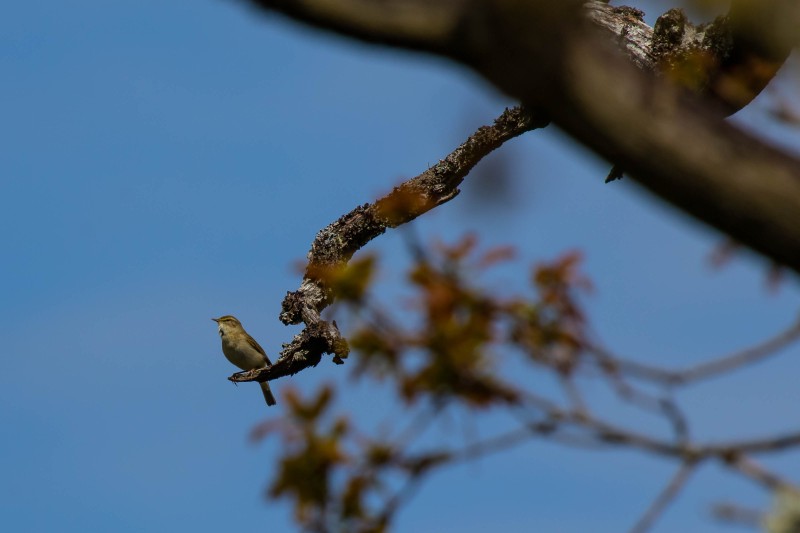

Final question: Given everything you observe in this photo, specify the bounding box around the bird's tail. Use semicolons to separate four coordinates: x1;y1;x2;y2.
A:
260;381;277;407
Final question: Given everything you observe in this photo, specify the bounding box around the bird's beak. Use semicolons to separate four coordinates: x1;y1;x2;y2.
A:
211;318;219;323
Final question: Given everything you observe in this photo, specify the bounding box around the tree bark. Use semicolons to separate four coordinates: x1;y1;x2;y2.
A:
231;0;800;383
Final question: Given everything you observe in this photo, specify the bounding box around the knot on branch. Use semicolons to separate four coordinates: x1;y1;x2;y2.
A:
652;8;688;59
229;319;350;384
650;7;781;115
280;278;331;325
273;318;349;373
302;319;350;365
718;448;741;465
611;6;644;23
280;289;310;325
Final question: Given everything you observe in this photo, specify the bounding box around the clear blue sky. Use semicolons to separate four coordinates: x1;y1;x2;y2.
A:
2;1;800;532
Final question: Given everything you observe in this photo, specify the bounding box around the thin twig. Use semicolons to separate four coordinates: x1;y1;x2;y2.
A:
706;431;800;456
725;455;800;493
672;316;800;384
589;315;800;387
451;427;534;463
392;407;440;450
628;460;697;533
597;363;689;441
712;502;763;528
560;375;589;415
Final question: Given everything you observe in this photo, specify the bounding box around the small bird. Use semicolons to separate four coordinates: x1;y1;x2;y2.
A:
212;315;277;407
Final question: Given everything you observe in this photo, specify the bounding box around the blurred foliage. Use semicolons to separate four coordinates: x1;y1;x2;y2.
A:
254;236;595;532
253;232;800;532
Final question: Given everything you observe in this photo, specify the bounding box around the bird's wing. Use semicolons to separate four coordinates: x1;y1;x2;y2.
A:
247;336;272;365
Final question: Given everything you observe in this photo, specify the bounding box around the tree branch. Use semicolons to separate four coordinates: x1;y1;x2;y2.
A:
628;460;697;533
590;314;800;387
470;1;800;273
240;0;471;59
242;0;800;274
230;106;547;383
232;0;800;395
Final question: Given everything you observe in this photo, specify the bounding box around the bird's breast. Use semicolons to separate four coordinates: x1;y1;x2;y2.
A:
221;338;267;370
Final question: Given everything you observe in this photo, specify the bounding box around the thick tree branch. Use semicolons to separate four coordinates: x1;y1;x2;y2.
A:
243;0;800;274
729;0;800;60
469;1;800;273
239;0;471;58
234;4;800;523
232;1;800;389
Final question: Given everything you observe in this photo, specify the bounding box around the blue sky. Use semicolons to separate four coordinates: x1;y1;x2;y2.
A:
3;1;800;531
